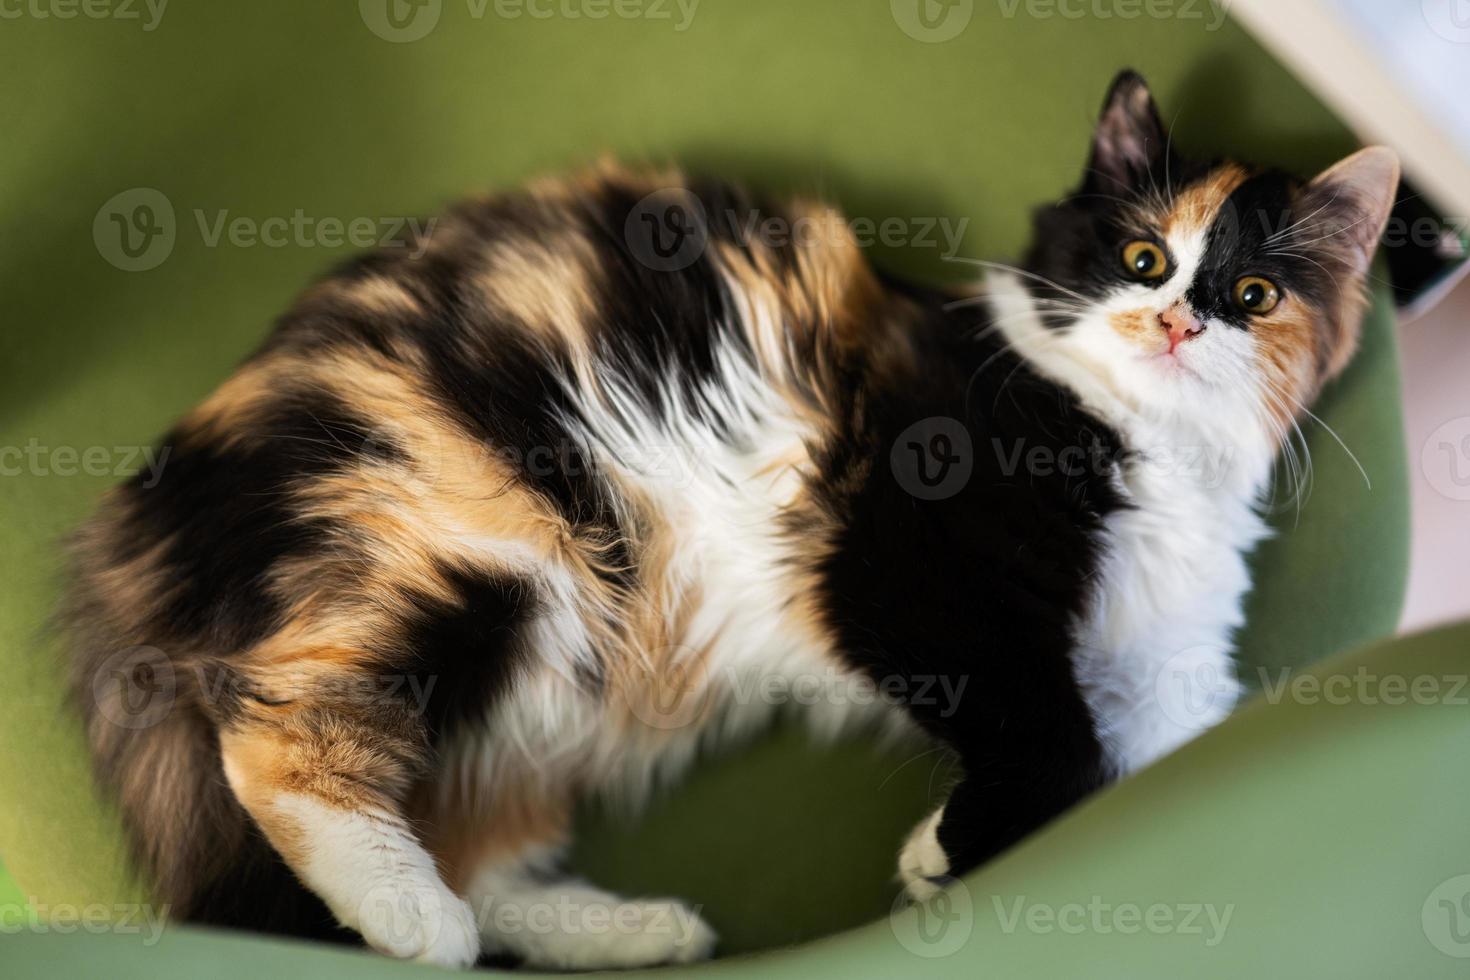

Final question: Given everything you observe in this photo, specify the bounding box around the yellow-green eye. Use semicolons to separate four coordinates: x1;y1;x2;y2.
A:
1234;276;1281;315
1122;240;1168;280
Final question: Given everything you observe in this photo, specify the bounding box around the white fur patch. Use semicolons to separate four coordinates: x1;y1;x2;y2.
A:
986;266;1280;772
270;794;480;968
898;806;951;902
449;283;916;820
463;846;716;970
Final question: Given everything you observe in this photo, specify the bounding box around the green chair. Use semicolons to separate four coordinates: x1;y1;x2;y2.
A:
2;2;1455;975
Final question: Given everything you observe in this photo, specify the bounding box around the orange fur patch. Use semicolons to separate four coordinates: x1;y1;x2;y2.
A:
1161;163;1251;239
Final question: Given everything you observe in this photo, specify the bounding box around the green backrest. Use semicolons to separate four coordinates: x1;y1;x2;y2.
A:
0;0;1407;956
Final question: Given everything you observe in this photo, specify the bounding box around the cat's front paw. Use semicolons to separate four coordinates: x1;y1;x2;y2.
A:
357;880;481;969
898;806;952;902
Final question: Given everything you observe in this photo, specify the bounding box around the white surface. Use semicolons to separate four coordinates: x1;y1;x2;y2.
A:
1229;0;1470;217
1399;275;1470;633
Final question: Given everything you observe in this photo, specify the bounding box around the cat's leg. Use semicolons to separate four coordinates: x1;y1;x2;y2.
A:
899;758;1105;902
426;779;716;970
896;669;1110;900
465;848;717;970
219;681;480;968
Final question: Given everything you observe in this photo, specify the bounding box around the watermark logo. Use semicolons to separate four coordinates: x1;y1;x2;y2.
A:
93;188;436;272
94;188;176;272
995;0;1228;31
0;0;169;31
992;895;1233;946
1152;646;1234;728
890;877;974;958
490;0;700;30
92;646;176;730
623;191;971;272
1422;417;1470;501
0;901;169;944
1423;0;1470;44
614;650;717;732
891;417;973;500
360;0;699;40
1257;666;1469;708
0;440;170;485
624;188;709;273
891;0;974;42
359;0;443;42
1423;875;1470;957
358;882;461;955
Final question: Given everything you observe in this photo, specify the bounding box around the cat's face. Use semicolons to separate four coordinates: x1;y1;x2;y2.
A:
1020;71;1398;431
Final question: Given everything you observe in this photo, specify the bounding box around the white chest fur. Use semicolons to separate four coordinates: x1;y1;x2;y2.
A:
985;270;1279;774
1071;446;1269;774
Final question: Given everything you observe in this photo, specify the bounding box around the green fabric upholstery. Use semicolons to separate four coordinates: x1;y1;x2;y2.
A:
0;0;1410;966
9;622;1468;977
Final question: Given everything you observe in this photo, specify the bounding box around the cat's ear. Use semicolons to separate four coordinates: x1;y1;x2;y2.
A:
1304;146;1401;277
1085;70;1173;196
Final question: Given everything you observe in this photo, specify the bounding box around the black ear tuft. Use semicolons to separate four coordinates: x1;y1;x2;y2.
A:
1086;70;1172;196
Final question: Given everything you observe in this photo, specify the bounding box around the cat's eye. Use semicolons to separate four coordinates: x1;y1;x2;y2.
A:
1233;276;1281;315
1121;240;1168;281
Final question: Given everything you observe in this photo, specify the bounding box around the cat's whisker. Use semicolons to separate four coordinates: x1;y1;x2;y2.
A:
1295;401;1372;492
1263;191;1340;247
942;257;1095;305
1288;210;1375;251
1258;381;1323;520
876;745;948;790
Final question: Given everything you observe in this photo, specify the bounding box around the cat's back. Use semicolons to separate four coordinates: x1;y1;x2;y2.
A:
64;163;918;759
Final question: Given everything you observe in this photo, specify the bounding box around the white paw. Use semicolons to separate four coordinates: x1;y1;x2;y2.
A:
357;881;481;969
898;806;952;903
484;896;717;970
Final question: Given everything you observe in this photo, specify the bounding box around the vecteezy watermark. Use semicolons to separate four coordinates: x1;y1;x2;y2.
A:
358;0;443;41
892;424;1211;501
92;646;177;730
0;901;169;944
0;439;169;485
1256;666;1470;708
624;188;709;273
90;645;444;729
623;188;972;273
991;895;1234;946
1421;417;1470;502
891;417;975;501
1423;875;1470;958
991;438;1232;489
615;652;973;732
474;895;707;947
1423;0;1470;44
890;0;975;42
890;877;974;958
93;188;176;272
93;187;435;272
995;0;1229;30
1151;646;1238;728
1379;214;1470;255
358;0;699;42
0;0;168;31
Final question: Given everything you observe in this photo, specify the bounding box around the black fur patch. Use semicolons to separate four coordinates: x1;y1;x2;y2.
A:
814;277;1127;876
1187;171;1330;329
399;566;537;745
115;393;402;653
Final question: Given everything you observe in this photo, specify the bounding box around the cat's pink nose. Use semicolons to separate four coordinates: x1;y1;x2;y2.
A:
1159;306;1204;353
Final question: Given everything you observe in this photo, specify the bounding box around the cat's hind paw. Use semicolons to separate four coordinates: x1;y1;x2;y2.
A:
484;895;717;971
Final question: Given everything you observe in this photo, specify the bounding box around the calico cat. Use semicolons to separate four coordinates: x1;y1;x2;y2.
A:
64;70;1398;970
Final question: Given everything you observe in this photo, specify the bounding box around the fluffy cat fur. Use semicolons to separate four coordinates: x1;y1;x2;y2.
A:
63;71;1398;969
